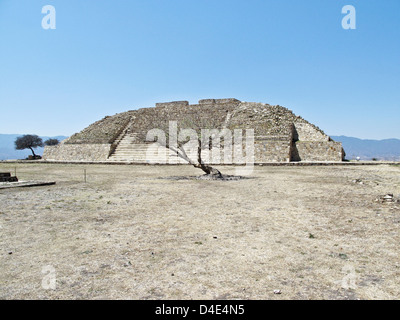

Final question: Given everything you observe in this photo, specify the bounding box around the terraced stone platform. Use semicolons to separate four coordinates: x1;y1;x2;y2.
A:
43;99;345;163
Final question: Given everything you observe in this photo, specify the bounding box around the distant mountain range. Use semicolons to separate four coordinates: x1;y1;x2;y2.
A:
0;134;68;160
331;136;400;161
0;134;399;161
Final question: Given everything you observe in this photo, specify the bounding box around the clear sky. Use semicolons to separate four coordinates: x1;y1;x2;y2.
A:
0;0;399;139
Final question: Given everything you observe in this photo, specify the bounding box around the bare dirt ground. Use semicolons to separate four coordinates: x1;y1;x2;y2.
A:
0;163;399;300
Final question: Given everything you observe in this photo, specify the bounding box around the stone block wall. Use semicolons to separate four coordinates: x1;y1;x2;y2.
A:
156;101;189;108
43;143;111;161
128;99;240;142
293;121;329;142
255;139;292;162
199;98;241;105
292;141;344;162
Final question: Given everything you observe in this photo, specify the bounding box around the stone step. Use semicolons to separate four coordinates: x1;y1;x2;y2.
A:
109;131;228;163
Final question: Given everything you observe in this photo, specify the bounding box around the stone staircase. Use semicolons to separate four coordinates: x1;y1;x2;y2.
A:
108;130;189;163
108;126;232;164
108;131;141;162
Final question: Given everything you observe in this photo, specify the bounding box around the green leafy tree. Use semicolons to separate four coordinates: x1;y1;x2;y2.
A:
44;138;60;146
15;135;44;158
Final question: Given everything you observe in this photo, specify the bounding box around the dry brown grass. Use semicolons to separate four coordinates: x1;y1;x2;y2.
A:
1;163;399;299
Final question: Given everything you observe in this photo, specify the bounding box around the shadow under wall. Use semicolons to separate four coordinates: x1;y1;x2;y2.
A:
291;142;301;162
290;125;301;162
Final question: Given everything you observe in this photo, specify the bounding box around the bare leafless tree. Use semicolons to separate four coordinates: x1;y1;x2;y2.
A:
142;115;226;177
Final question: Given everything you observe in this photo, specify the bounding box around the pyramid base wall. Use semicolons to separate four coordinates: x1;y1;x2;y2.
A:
292;141;344;162
43;144;111;162
43;141;344;163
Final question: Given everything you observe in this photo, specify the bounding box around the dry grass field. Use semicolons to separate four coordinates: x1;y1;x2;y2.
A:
0;163;399;300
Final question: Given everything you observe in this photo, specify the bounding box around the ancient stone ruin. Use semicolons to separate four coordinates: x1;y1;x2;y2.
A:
43;99;345;163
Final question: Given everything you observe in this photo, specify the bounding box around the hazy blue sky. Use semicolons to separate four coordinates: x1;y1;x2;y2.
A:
0;0;399;139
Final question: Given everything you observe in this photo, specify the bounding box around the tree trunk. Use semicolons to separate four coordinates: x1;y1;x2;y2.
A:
171;144;223;178
194;139;222;177
194;163;222;177
29;147;36;158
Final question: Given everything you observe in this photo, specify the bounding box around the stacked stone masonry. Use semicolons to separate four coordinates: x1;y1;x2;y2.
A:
43;99;345;163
